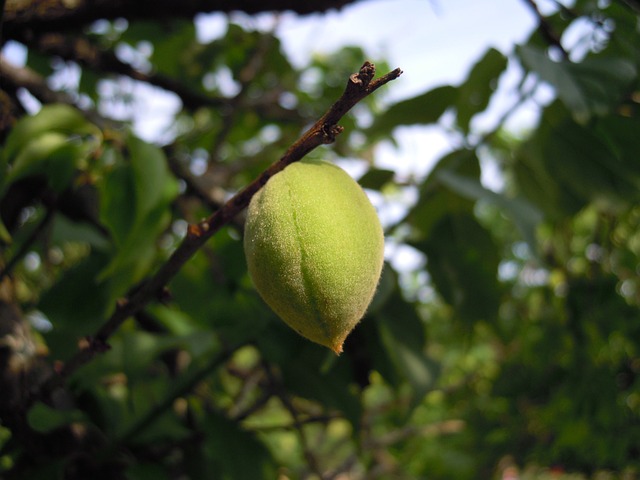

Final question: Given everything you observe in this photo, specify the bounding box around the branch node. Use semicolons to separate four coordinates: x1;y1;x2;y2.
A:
322;124;344;143
349;61;376;88
187;223;204;238
81;335;110;354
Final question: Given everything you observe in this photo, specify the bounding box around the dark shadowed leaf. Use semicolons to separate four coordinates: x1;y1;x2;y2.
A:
375;289;439;409
27;402;88;433
414;213;501;324
358;168;395;190
455;48;507;133
203;412;276;480
408;149;480;239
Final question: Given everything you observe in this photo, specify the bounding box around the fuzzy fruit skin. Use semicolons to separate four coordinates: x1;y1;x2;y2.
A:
244;159;384;354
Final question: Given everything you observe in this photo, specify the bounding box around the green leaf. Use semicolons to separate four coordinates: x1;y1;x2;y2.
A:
375;290;439;409
367;85;457;138
27;402;87;433
2;104;99;162
280;344;362;427
1;133;81;196
125;463;171;480
358;168;395;190
127;136;177;223
517;45;637;122
415;213;502;324
203;412;276;480
455;47;508;133
39;252;114;360
98;135;178;288
50;214;111;250
436;168;543;253
511;104;587;217
539;114;638;204
594;115;640;180
408;149;480;239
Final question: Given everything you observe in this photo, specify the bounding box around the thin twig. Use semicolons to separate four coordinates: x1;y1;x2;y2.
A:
29;61;402;405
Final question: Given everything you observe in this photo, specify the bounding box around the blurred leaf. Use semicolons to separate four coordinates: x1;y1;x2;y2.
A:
540;114;638;204
436;168;543;253
358;168;395;190
2;104;99;162
511;103;587;217
125;463;170;480
27;402;87;433
455;48;507;133
408;149;480;239
98;135;178;288
517;45;637;122
203;412;276;480
415;213;501;324
39;252;114;360
594;115;640;180
375;289;439;409
50;214;111;250
367;85;457;138
280;344;362;427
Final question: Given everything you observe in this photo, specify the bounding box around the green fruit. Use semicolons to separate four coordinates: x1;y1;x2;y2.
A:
244;159;384;354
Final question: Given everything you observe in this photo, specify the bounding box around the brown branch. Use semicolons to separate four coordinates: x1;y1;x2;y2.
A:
16;32;304;120
29;61;402;404
18;32;228;112
3;0;359;40
0;55;113;130
522;0;569;59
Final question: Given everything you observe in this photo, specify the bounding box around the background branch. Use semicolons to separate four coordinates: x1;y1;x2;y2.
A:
522;0;568;58
0;55;114;129
3;0;359;40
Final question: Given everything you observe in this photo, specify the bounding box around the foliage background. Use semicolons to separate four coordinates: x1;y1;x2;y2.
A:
1;0;639;479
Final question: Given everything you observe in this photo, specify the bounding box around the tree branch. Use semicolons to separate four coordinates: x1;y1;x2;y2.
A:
3;0;360;40
0;55;113;130
14;32;304;120
30;61;402;404
522;0;568;58
18;32;228;112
